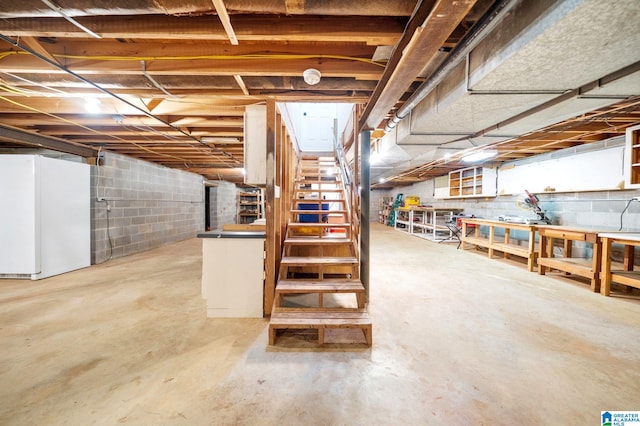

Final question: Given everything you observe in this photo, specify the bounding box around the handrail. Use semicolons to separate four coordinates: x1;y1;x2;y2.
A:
333;118;360;260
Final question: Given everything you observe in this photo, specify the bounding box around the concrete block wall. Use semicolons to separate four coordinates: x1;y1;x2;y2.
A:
91;152;205;263
208;181;240;230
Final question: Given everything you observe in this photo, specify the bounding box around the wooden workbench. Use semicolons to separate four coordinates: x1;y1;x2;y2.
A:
460;218;538;271
599;232;640;296
536;225;601;292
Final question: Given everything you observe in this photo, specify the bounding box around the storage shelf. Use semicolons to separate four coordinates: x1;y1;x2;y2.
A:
626;125;640;187
448;166;495;198
237;190;263;224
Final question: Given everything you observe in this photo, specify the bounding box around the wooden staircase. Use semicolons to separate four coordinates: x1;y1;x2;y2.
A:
268;156;372;347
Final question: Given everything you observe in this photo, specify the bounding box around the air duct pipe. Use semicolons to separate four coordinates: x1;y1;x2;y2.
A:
384;0;520;133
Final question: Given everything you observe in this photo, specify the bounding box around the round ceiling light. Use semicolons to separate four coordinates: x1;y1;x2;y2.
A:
303;68;321;85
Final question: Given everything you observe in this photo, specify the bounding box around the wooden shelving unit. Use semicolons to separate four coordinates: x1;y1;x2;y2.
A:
378;196;393;224
394;207;463;241
237;190;263;224
448;166;496;198
625;124;640;188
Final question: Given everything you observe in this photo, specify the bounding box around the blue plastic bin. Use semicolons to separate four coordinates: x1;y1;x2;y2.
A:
298;202;329;223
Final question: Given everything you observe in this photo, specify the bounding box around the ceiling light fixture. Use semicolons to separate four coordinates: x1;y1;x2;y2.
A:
461;150;497;163
84;98;101;114
303;68;321;85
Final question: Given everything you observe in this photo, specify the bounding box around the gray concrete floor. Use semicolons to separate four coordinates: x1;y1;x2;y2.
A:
1;222;639;425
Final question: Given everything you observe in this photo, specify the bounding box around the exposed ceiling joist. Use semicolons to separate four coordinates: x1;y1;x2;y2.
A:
211;0;239;45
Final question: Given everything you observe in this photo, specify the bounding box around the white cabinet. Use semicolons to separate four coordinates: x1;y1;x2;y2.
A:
624;123;640;188
244;104;266;185
448;166;496;198
200;234;265;318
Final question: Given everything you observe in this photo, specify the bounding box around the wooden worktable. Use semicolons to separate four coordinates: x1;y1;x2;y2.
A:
536;225;601;292
599;232;640;296
460;218;538;271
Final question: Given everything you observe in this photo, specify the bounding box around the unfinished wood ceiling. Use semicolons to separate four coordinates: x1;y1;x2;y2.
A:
0;0;638;185
0;0;503;183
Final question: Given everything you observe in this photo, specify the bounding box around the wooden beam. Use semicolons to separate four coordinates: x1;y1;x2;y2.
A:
0;55;383;81
20;36;61;67
233;75;250;96
211;0;239;45
0;15;405;44
14;39;378;60
362;0;479;129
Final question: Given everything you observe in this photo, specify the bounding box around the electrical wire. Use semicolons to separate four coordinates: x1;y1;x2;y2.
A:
618;199;637;231
116;122;236;164
0;94;194;162
0;50;386;67
0;34;242;165
95;149;113;263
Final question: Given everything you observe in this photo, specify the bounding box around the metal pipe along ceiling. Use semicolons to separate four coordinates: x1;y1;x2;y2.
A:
384;0;519;133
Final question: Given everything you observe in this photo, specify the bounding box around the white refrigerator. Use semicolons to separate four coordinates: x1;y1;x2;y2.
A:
0;155;91;279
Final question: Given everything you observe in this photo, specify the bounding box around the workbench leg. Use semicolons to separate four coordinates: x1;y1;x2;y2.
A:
563;239;572;276
600;238;612;296
488;226;495;259
591;239;601;293
538;234;547;276
624;245;634;293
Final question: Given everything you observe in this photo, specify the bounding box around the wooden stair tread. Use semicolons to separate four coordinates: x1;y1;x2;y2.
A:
270;310;370;324
288;222;350;228
284;237;351;245
276;280;364;292
295;180;340;184
294;199;346;203
296;188;343;192
290;209;347;214
280;256;357;265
